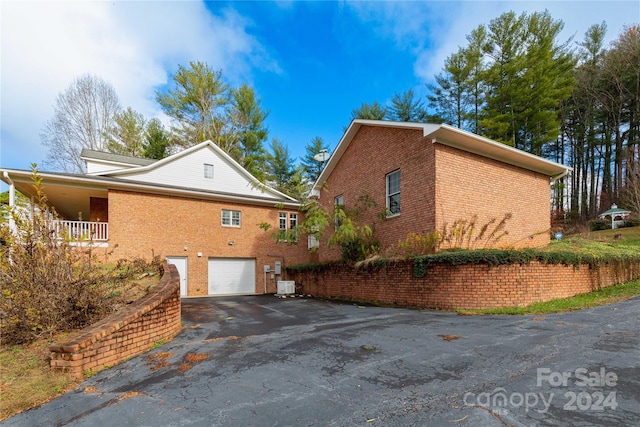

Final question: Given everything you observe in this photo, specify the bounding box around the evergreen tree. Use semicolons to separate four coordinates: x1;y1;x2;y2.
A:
105;107;146;157
480;11;575;154
350;102;387;120
301;136;330;183
227;84;269;181
156;61;230;148
284;166;310;201
143;118;171;160
428;50;474;129
266;138;294;194
388;89;427;122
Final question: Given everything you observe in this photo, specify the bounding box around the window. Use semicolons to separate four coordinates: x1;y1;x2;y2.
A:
334;195;344;231
204;163;214;179
222;209;241;227
386;170;400;216
279;212;287;231
278;212;298;242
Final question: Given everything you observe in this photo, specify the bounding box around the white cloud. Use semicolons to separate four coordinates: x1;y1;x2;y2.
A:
347;1;640;84
0;0;278;170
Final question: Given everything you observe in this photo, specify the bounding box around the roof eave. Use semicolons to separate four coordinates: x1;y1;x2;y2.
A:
427;124;572;179
0;168;301;209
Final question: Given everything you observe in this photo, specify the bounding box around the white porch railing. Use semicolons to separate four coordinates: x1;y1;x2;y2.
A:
54;220;109;241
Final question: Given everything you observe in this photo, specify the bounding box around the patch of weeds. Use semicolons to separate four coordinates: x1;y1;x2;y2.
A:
150;339;167;350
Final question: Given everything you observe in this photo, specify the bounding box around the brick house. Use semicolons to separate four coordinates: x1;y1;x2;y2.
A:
1;141;312;296
310;120;571;262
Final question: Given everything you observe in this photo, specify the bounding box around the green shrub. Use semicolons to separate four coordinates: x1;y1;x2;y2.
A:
589;219;610;231
621;219;640;228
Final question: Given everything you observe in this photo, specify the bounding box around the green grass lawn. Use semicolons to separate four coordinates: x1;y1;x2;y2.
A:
544;226;640;255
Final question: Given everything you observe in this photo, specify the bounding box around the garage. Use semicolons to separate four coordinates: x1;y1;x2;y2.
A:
208;258;256;295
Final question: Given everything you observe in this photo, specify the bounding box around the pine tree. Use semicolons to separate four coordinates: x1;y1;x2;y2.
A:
301;136;330;183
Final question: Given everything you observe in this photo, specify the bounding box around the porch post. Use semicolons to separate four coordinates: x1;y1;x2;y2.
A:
3;171;16;232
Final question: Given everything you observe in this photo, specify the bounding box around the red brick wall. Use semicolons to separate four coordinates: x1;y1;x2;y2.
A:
288;260;640;310
49;263;182;378
434;144;551;248
108;190;312;296
316;125;552;261
318;126;436;261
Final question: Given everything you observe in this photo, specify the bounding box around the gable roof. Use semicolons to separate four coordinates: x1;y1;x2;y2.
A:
91;141;296;202
311;120;572;195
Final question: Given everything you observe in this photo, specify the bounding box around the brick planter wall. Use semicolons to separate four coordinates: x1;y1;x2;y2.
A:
49;263;182;378
288;260;640;310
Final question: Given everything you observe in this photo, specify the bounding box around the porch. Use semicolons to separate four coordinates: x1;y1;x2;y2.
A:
54;220;109;245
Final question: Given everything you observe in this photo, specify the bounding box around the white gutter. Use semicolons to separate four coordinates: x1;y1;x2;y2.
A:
0;169;301;210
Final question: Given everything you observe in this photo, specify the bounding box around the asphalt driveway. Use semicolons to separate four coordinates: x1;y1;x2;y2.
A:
2;295;639;426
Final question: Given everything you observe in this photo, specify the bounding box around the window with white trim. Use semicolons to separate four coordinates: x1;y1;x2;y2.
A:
222;209;241;227
279;212;287;231
386;169;400;217
278;212;298;242
204;163;214;179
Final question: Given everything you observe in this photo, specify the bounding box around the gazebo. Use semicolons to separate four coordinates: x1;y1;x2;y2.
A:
598;204;631;229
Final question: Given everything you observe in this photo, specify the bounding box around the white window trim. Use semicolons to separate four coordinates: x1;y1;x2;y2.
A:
279;212;287;231
221;209;241;227
386;169;400;217
278;212;299;242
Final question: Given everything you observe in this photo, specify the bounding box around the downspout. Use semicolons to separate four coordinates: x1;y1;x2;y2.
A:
550;167;570;183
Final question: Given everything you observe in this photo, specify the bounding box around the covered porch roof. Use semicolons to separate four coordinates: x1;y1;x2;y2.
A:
1;168;301;220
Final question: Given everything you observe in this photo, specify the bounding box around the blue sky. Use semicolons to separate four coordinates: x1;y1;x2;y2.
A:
1;1;638;181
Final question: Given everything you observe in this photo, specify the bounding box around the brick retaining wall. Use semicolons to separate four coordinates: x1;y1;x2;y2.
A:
49;263;182;378
288;260;640;310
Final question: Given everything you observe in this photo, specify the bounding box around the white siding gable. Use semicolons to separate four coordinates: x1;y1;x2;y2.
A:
102;142;287;200
86;160;139;175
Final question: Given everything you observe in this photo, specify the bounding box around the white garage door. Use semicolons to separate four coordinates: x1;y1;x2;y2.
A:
208;258;256;295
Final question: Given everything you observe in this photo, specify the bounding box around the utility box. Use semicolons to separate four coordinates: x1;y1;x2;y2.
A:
277;280;295;295
274;261;281;275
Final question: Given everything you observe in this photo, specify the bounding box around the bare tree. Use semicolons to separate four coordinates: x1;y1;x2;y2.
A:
41;74;121;172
